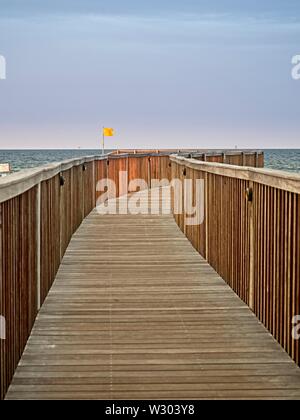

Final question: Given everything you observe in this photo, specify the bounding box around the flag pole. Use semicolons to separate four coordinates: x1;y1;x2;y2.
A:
102;127;105;156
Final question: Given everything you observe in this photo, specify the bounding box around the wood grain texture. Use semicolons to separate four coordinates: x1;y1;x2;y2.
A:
6;188;300;400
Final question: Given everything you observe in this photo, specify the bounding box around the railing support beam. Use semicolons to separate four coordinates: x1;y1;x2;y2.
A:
36;183;41;310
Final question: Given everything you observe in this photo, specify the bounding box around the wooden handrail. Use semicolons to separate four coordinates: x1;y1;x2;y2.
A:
0;155;108;204
170;155;300;194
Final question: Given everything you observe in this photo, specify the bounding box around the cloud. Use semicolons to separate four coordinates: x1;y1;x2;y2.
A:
0;0;299;21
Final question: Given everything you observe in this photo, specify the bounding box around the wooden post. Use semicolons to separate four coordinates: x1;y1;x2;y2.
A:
92;160;96;208
241;152;246;167
82;165;85;220
205;172;209;261
248;181;255;310
36;183;41;310
59;173;63;260
148;157;151;189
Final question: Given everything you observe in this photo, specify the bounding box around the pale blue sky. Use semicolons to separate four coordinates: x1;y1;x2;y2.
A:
0;1;299;149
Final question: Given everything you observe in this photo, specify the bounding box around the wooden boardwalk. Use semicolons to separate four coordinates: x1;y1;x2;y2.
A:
6;189;300;400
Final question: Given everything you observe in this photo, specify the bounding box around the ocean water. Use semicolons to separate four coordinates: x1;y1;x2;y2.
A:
0;149;110;172
0;149;300;174
264;150;300;173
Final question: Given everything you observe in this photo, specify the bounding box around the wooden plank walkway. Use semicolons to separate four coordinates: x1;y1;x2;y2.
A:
6;188;300;400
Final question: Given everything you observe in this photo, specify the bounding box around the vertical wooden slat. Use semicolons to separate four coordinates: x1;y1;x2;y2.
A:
248;181;255;310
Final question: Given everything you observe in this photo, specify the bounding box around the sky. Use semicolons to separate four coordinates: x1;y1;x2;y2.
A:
0;0;299;149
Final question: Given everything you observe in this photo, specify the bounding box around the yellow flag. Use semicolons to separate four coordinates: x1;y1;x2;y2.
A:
103;128;114;137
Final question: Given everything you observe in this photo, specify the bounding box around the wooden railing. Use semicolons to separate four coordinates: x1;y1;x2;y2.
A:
114;149;264;168
0;155;103;400
170;154;300;367
185;151;264;167
0;149;262;399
